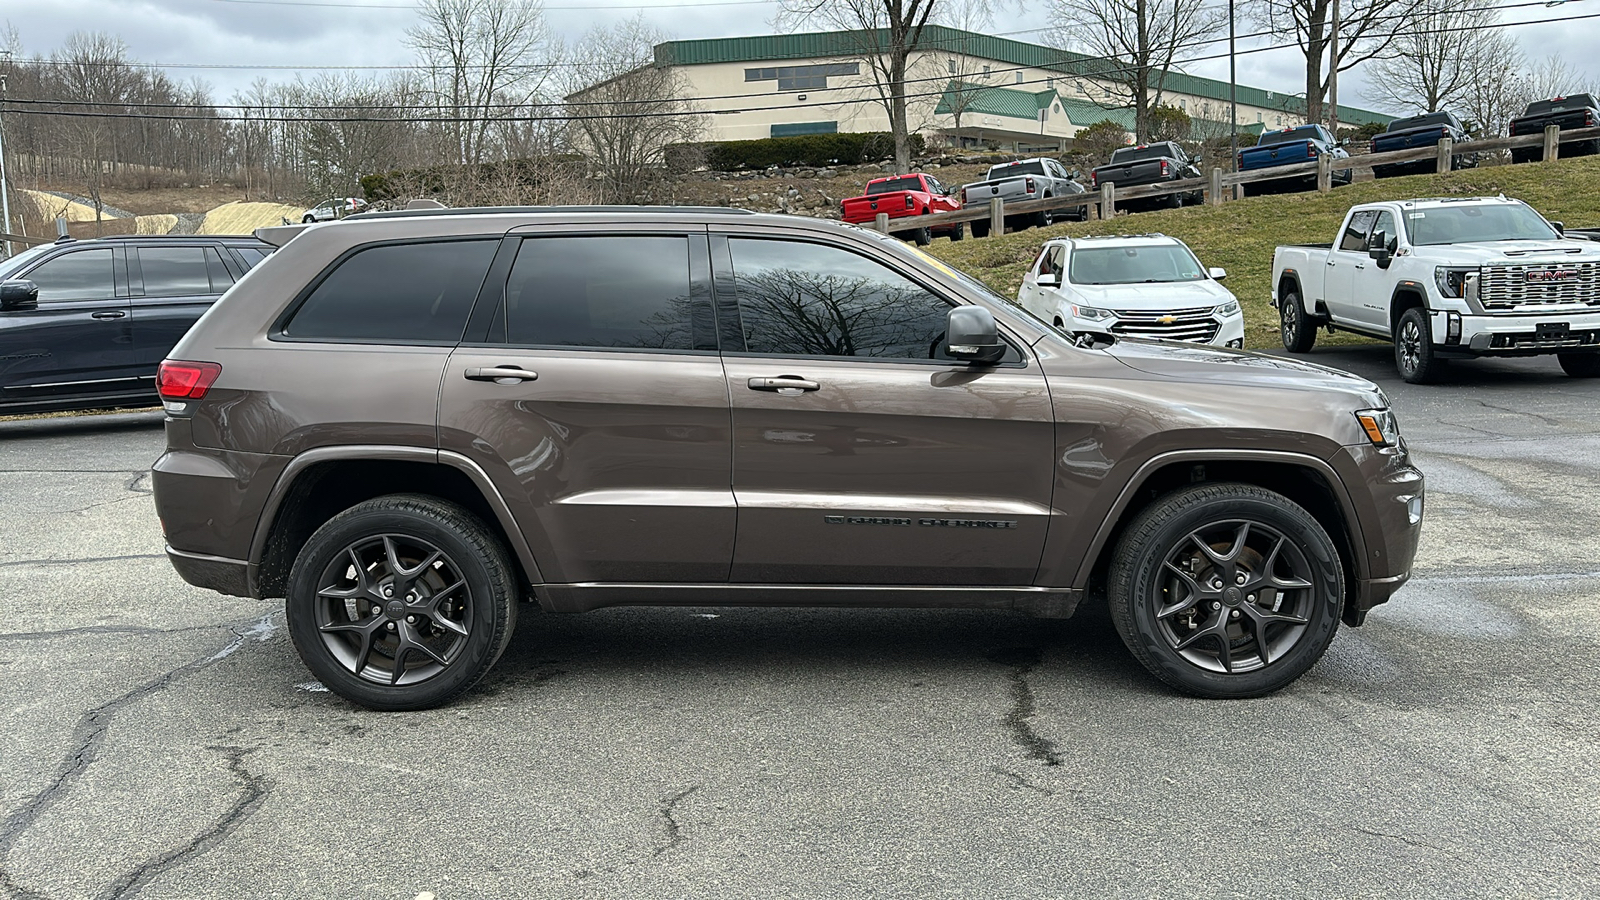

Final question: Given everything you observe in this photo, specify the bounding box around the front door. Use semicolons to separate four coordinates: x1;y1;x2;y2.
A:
438;230;735;585
0;245;137;407
713;234;1055;585
1325;209;1376;323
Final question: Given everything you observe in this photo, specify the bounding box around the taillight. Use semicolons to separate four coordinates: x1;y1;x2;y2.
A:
157;360;222;400
1026;177;1036;193
961;188;968;203
1090;171;1098;186
1160;160;1170;174
1309;145;1319;157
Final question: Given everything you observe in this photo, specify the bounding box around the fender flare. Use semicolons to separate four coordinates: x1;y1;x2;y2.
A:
247;445;544;593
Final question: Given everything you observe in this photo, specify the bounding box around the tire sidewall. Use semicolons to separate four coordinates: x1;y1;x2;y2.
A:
286;500;513;710
1395;307;1436;383
1110;488;1343;698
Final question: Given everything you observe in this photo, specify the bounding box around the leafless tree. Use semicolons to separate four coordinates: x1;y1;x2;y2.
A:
776;0;991;172
1048;0;1223;141
406;0;558;167
1248;0;1415;127
564;16;702;204
1364;0;1508;115
52;32;140;227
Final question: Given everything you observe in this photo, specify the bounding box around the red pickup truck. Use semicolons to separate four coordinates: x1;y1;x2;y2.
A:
840;173;964;245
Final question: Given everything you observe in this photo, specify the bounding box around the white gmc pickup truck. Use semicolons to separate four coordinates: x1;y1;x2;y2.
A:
1271;197;1600;382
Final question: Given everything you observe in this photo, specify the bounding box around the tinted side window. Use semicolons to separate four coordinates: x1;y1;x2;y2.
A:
138;246;220;296
1340;211;1377;252
26;249;115;303
284;239;497;343
234;247;269;269
728;239;954;360
498;236;694;351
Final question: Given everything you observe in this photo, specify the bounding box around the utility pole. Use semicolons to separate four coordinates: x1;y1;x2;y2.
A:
1328;0;1340;135
1229;0;1237;171
0;49;13;259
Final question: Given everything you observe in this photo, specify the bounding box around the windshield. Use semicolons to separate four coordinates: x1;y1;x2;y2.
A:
1402;203;1559;245
987;160;1047;179
1109;145;1174;164
1390;112;1452;131
867;176;922;195
0;244;57;280
1068;244;1207;285
1256;127;1319;146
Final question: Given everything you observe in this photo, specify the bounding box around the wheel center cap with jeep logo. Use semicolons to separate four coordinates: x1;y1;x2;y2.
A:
1222;586;1244;607
386;600;405;617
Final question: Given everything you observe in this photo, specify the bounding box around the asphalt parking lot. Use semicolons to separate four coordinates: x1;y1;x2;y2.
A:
2;346;1597;900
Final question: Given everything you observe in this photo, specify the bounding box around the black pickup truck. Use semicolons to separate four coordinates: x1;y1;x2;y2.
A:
1372;111;1478;177
1509;94;1600;163
1089;142;1204;210
1;233;273;415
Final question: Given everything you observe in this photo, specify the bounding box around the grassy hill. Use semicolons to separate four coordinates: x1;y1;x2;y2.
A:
929;156;1600;349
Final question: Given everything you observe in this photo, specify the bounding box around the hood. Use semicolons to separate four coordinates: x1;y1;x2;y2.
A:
1101;338;1386;404
1056;280;1233;311
1411;240;1600;263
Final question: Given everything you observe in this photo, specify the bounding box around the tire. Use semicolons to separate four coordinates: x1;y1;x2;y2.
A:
302;214;316;224
971;219;990;239
286;494;519;711
948;222;965;242
1167;190;1184;209
1394;306;1445;384
1031;200;1053;229
1279;289;1317;353
1510;148;1535;165
1558;352;1600;377
910;226;932;247
1107;483;1344;698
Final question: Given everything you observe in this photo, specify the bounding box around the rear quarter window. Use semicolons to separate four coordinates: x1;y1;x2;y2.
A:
280;239;498;344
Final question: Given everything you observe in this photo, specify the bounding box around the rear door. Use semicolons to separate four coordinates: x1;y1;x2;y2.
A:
0;245;138;406
130;243;235;369
713;231;1055;586
438;227;734;585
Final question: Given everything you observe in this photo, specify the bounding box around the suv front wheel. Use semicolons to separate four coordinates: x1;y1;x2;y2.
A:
286;494;518;710
1108;484;1343;698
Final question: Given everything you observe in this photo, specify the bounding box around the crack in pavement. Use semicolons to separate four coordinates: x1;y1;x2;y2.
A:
1472;398;1562;428
986;647;1063;767
651;786;700;858
1350;826;1467;861
0;615;277;899
94;746;272;900
990;766;1059;797
0;555;166;569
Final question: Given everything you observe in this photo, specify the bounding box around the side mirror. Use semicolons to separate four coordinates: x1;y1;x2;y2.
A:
1208;267;1227;281
1368;246;1392;269
945;306;1006;365
1036;273;1060;287
1552;221;1565;235
0;279;39;312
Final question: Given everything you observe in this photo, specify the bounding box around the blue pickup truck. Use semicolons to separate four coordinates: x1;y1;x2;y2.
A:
1372;111;1477;177
1238;124;1351;194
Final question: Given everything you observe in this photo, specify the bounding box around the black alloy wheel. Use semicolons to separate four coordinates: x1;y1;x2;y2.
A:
1395;306;1443;383
949;222;966;241
1280;290;1317;353
287;495;517;710
910;225;932;246
1031;202;1054;229
1109;484;1343;698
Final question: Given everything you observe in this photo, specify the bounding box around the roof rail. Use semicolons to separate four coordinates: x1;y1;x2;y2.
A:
346;204;760;220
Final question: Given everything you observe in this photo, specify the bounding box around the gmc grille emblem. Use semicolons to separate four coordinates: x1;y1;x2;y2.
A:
1526;270;1577;282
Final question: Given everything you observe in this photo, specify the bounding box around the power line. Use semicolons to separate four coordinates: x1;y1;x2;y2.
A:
3;6;1592;124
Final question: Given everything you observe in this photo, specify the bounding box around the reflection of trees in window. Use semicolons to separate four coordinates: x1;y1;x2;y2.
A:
735;266;950;359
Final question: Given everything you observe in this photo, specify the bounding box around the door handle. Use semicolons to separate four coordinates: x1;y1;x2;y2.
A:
465;366;538;384
748;376;820;393
1355;264;1366;270
1325;261;1336;267
91;310;126;319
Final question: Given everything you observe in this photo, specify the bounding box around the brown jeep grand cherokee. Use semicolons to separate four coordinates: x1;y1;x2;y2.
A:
152;206;1423;710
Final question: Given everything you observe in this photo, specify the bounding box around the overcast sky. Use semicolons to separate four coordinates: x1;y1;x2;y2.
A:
1;0;1596;117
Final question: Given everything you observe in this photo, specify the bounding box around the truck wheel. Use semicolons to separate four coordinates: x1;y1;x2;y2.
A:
1167;191;1183;209
908;226;932;247
971;220;990;239
1108;483;1343;698
949;222;965;242
1395;307;1445;384
1280;290;1317;353
1558;352;1600;377
286;494;519;711
1031;202;1054;229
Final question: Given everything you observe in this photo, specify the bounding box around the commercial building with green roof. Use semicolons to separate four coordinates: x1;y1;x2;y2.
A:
647;25;1390;152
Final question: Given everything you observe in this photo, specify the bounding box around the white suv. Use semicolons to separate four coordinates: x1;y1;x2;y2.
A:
1018;234;1245;347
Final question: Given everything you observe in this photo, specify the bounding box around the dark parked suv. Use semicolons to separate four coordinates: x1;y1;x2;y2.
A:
1;234;273;415
152;207;1423;710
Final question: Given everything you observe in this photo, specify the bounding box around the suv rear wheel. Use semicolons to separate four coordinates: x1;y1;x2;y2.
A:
286;494;518;710
1108;484;1343;698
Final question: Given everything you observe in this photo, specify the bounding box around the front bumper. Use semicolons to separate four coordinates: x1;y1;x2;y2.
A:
1429;308;1600;356
1330;442;1425;626
1070;311;1245;347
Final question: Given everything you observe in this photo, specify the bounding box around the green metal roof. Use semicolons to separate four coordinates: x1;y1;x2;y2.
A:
1055;97;1135;130
655;25;1392;126
933;82;1058;120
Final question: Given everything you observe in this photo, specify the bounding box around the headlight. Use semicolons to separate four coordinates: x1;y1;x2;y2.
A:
1434;266;1474;298
1213;300;1240;317
1071;304;1115;321
1354;408;1400;447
